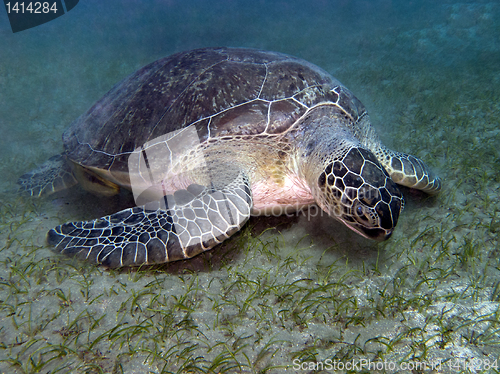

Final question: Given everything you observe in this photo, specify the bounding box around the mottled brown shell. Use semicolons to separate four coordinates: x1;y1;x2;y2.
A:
63;47;366;173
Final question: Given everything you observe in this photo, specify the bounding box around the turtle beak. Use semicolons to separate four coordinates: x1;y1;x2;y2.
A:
340;218;393;241
358;226;392;241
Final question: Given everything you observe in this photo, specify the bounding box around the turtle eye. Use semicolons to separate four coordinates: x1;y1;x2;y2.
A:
356;205;364;217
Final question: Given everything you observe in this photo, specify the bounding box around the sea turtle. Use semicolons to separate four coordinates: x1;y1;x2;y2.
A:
18;47;441;268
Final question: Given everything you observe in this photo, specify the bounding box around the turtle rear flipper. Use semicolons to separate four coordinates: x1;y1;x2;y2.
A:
17;154;78;197
47;171;252;268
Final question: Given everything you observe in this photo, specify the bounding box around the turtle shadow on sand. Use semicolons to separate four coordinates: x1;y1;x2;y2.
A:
122;213;381;276
51;185;428;276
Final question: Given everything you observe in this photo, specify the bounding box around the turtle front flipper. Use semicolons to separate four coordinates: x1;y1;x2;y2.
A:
46;171;252;268
374;147;441;194
17;154;78;197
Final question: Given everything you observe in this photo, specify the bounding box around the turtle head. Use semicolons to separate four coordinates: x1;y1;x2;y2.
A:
314;146;404;240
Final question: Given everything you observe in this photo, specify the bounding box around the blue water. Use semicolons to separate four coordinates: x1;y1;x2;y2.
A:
0;0;499;373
